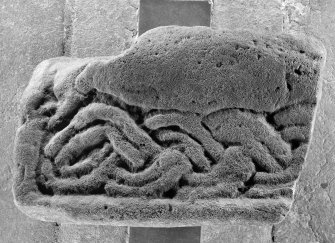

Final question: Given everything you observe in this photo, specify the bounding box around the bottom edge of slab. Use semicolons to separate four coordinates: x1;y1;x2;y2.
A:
14;193;292;226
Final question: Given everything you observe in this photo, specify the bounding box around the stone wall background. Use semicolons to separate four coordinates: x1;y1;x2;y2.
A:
1;0;334;242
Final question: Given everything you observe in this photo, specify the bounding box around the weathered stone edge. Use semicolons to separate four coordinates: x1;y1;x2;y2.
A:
13;192;291;226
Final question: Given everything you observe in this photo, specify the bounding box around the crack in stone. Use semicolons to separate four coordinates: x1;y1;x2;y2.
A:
308;213;321;242
125;26;137;38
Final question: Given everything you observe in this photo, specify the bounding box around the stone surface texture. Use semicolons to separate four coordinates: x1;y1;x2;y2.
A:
59;224;128;243
64;0;139;57
13;26;324;226
0;0;133;242
1;0;335;242
272;0;335;242
0;1;63;242
201;223;272;243
211;0;283;34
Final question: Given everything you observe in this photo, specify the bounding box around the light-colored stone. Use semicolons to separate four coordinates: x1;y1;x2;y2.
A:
0;191;59;243
14;27;324;226
211;0;283;34
273;83;335;243
59;224;128;243
2;0;335;242
65;0;139;57
273;0;335;242
0;1;64;242
281;0;310;32
201;223;272;243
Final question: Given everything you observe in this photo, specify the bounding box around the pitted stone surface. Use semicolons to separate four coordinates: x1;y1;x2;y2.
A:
13;26;325;225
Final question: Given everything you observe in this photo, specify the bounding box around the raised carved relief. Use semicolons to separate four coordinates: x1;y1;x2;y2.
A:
13;26;325;225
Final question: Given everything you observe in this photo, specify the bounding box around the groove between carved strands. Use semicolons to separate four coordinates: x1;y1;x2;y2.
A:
19;80;314;201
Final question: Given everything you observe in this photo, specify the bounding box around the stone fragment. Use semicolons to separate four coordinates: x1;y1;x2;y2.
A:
13;26;325;226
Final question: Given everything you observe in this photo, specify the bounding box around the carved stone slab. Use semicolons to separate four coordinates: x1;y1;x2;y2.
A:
13;26;326;225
